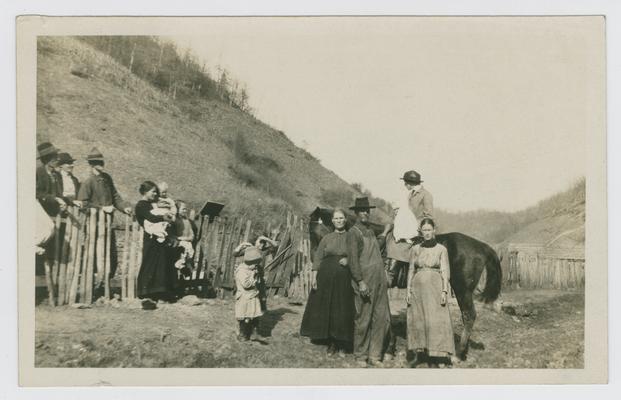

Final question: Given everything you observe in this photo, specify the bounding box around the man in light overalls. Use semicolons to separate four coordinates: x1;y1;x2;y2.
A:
347;197;392;366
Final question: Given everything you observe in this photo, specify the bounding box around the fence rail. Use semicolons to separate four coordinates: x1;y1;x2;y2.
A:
40;207;314;306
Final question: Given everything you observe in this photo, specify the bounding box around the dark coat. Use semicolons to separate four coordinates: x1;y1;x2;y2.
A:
36;165;60;216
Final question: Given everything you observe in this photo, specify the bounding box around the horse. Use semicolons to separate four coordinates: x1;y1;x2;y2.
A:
308;207;502;359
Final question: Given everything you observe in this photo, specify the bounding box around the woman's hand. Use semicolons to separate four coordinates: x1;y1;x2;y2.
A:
406;288;412;305
311;270;318;290
440;291;448;307
338;257;348;267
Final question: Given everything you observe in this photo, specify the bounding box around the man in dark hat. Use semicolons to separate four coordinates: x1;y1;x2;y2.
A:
36;141;66;217
55;152;80;205
75;147;132;215
347;197;392;366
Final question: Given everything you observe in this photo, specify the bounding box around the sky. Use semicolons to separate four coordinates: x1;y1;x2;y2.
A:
171;17;590;212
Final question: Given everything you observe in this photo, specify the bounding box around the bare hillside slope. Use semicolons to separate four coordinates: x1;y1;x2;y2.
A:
37;37;388;222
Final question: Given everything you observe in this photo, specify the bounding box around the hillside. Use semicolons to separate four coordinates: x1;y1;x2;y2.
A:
435;178;585;245
36;37;390;224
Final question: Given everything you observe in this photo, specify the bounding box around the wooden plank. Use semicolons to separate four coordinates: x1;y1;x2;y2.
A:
68;211;85;305
43;259;55;306
127;220;138;299
121;214;130;299
57;207;74;305
64;208;80;304
78;212;91;303
243;219;252;242
104;212;112;299
197;217;211;279
52;213;62;288
95;209;106;290
85;208;97;304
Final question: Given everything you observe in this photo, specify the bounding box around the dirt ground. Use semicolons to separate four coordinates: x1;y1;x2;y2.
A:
34;288;584;368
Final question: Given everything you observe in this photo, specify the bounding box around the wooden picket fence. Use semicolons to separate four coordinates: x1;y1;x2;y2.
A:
179;211;314;301
43;207;315;306
498;244;585;290
42;206;117;306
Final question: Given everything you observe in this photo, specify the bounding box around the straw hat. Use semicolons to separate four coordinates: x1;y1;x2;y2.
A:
243;246;262;263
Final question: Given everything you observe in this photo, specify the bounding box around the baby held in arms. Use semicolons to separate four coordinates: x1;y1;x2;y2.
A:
142;182;177;242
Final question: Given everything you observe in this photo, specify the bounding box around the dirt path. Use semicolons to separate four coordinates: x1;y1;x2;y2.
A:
35;289;583;368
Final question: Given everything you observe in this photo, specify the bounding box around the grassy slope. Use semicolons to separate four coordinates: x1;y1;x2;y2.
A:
37;37;388;223
436;179;585;245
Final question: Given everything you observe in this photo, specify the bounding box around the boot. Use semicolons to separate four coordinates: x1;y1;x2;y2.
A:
385;259;399;288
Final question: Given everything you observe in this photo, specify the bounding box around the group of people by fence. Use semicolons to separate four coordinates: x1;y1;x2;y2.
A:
36;140;458;367
35;141;206;305
300;171;459;368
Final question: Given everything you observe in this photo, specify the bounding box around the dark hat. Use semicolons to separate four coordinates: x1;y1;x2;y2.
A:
37;142;58;159
56;152;76;165
86;147;104;161
400;170;423;185
349;197;376;211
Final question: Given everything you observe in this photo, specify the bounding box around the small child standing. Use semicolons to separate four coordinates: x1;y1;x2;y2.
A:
173;200;195;270
235;246;265;342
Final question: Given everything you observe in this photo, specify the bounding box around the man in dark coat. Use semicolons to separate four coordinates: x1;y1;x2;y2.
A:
348;197;392;366
36;142;66;217
75;147;132;215
75;147;132;289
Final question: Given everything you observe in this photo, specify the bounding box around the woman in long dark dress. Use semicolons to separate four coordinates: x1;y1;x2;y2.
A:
135;181;177;307
300;208;356;355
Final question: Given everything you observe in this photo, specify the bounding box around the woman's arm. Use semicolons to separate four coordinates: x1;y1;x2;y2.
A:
440;245;450;293
312;237;327;271
135;201;166;223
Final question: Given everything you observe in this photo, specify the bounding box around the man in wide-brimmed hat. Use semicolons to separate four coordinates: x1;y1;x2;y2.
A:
347;197;392;366
36;141;66;217
55;152;81;205
75;147;132;215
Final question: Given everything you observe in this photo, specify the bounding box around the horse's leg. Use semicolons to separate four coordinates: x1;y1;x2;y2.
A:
456;291;476;360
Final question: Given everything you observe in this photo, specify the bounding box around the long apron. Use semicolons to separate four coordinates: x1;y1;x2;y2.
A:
352;226;391;361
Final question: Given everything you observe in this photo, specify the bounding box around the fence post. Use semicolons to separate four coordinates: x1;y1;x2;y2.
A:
85;208;97;304
57;207;74;306
95;209;106;291
104;212;112;299
68;211;85;305
122;214;130;299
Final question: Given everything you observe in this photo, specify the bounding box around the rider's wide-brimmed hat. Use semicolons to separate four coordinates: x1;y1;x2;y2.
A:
349;197;376;211
86;147;105;162
400;170;423;185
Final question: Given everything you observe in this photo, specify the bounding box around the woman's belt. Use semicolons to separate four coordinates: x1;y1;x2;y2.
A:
414;265;441;272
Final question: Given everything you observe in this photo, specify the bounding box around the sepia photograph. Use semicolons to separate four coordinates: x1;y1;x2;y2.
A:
16;15;608;386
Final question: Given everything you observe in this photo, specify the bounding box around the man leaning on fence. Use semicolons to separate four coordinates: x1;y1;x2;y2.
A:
74;147;132;291
74;147;132;215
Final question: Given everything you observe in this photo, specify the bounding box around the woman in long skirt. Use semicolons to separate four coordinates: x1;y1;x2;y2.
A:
300;208;355;355
407;218;458;366
135;181;177;308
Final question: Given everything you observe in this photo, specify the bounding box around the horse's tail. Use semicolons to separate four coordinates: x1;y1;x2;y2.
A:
477;248;502;303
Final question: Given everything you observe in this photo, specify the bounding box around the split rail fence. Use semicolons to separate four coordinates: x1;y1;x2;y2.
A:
40;207;315;306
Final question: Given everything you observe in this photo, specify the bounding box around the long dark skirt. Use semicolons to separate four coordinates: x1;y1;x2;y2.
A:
300;255;355;343
137;234;178;301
